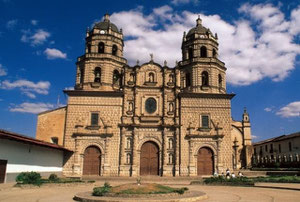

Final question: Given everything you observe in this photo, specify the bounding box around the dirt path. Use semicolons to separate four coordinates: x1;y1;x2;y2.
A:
0;182;300;202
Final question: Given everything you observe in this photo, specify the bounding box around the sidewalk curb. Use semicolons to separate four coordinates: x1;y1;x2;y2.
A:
255;184;300;191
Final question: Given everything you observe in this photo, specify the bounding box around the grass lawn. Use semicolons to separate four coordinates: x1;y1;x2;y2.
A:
191;175;300;186
93;183;188;196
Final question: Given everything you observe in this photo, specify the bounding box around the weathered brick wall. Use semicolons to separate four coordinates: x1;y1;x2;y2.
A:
36;107;66;146
180;96;233;175
63;95;122;176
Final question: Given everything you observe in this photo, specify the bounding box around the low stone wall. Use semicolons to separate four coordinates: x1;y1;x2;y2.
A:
74;191;208;202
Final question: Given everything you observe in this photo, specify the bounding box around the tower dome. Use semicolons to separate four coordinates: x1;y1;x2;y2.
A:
94;13;120;33
180;16;225;94
186;16;212;37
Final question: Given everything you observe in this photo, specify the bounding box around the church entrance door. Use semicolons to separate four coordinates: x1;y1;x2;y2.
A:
0;160;7;183
83;146;101;175
140;141;159;176
197;147;214;175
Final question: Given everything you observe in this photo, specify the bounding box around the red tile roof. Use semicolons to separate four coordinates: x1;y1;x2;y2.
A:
253;132;300;146
0;129;72;152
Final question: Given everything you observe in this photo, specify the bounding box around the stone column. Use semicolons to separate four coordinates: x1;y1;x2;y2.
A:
119;127;127;176
162;127;167;176
216;138;223;173
73;137;81;175
131;127;138;176
175;127;180;176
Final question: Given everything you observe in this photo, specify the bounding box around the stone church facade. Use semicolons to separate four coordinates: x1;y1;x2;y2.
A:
36;14;252;177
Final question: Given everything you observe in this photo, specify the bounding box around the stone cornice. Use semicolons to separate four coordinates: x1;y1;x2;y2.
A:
179;58;226;71
63;90;124;97
72;133;113;138
119;123;180;128
178;92;235;99
185;134;225;139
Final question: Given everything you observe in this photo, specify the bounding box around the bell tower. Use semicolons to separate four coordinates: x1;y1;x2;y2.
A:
180;16;226;94
75;14;127;91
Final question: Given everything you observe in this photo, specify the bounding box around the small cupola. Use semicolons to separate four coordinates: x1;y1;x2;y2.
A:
242;108;250;123
93;13;121;34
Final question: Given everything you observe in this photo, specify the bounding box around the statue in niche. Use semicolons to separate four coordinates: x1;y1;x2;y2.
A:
168;153;173;164
169;102;174;112
126;153;131;164
126;137;131;149
128;102;133;112
168;138;173;149
169;74;174;83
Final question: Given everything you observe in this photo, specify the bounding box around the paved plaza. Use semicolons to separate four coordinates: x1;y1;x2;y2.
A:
0;180;300;202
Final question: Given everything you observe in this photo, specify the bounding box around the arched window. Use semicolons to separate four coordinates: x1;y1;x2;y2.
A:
98;42;105;53
80;68;84;83
94;67;101;83
51;137;58;145
213;49;217;58
112;45;118;56
130;73;135;82
87;44;91;53
218;74;222;88
201;71;209;86
188;47;193;60
200;46;207;57
113;70;120;84
149;72;155;83
186;72;191;87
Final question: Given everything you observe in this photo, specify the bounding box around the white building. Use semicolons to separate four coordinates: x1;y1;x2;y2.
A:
252;132;300;168
0;129;72;183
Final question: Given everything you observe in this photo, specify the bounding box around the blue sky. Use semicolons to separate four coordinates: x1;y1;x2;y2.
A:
0;0;299;141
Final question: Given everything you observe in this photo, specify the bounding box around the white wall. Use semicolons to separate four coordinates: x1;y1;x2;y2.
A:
0;139;64;182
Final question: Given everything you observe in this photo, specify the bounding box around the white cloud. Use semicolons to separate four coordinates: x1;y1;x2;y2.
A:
276;101;300;118
0;79;50;98
109;3;300;86
6;19;18;29
31;29;50;45
171;0;198;5
31;20;38;26
23;91;37;99
64;86;74;90
264;107;272;112
0;64;7;76
9;102;54;114
21;29;50;46
290;6;300;35
44;48;67;59
252;135;259;140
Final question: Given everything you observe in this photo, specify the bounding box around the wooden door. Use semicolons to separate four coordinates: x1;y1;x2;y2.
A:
0;160;7;183
140;142;159;176
83;146;101;175
197;147;214;175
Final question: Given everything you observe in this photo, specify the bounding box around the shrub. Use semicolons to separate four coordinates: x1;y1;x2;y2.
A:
203;176;254;186
16;172;42;185
254;176;300;183
93;182;112;196
103;182;111;188
48;174;59;182
174;187;188;195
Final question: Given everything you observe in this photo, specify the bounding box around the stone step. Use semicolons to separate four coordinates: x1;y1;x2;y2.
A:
81;176;204;183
